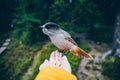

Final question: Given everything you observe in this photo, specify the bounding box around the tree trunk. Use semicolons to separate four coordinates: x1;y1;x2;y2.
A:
111;13;120;58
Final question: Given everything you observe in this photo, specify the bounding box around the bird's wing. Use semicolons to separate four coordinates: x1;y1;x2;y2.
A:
65;37;77;46
60;29;78;46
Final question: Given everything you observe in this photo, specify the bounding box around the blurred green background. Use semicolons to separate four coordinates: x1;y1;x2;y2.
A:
0;0;120;80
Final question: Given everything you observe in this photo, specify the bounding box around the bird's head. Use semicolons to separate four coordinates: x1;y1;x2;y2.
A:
39;22;60;36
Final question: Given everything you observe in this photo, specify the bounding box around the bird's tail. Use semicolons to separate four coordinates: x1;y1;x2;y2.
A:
70;46;93;60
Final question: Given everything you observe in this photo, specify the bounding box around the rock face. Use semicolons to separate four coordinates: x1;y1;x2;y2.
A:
76;39;110;80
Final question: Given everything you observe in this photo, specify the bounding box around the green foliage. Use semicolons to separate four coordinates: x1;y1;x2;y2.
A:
13;22;47;46
71;0;102;29
67;52;81;74
0;39;34;80
0;0;16;34
1;0;117;45
78;42;91;53
12;28;23;39
1;0;119;80
88;25;114;43
49;0;70;22
12;0;50;46
31;43;58;79
59;22;74;34
12;0;106;46
102;57;120;80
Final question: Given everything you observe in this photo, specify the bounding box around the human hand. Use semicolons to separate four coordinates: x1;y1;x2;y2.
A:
39;50;71;73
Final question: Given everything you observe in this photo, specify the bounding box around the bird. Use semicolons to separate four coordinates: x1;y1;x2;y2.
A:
39;22;93;60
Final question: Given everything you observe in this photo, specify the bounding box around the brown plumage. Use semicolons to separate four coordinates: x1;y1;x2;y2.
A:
70;45;93;60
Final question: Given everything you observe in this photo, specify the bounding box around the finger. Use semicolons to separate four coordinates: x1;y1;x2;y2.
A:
54;50;59;61
58;52;62;61
50;51;55;60
61;56;72;73
44;59;49;62
56;50;63;61
49;51;57;64
54;50;61;62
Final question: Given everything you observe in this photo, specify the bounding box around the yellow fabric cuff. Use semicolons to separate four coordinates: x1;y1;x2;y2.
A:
35;66;77;80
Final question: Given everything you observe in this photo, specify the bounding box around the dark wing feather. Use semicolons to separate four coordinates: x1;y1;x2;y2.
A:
65;37;78;46
60;29;78;46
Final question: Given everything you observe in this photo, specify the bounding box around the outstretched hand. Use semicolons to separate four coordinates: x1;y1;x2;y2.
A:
39;50;71;73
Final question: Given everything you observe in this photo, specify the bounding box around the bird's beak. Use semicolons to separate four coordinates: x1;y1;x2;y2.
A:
39;25;44;28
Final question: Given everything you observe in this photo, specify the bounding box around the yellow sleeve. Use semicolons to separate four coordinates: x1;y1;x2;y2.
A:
35;66;77;80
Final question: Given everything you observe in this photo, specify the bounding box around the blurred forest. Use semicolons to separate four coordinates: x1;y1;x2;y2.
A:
0;0;120;80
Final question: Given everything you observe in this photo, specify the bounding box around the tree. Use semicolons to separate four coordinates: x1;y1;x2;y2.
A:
111;13;120;58
110;0;120;58
12;0;48;45
0;0;16;34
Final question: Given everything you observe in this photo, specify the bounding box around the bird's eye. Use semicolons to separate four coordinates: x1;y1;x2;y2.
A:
45;25;51;29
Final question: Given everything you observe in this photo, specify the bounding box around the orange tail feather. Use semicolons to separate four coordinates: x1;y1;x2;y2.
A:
70;46;93;60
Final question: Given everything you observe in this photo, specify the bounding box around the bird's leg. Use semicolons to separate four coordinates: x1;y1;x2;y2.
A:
61;50;64;53
59;50;67;56
63;50;70;56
